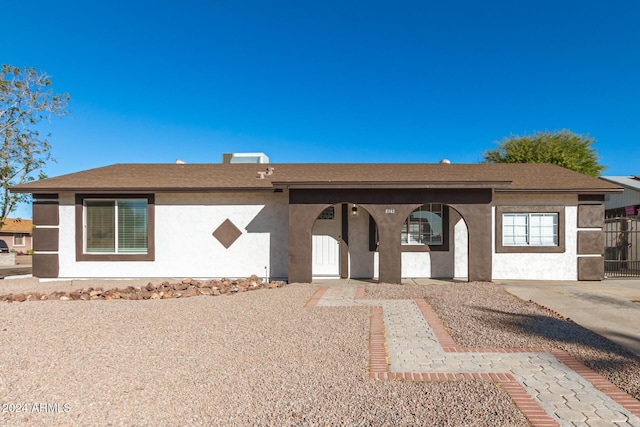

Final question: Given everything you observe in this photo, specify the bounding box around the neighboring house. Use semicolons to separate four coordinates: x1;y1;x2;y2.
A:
600;176;640;277
10;162;621;282
600;176;640;219
0;218;33;254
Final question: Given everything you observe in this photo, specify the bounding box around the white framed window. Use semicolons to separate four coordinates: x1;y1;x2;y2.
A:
402;204;444;246
502;213;558;246
84;199;148;254
13;233;25;246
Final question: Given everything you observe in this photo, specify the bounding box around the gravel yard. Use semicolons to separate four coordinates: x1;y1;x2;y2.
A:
1;279;637;426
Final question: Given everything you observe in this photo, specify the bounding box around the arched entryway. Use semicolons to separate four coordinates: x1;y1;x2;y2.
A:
311;203;377;279
287;188;493;284
397;203;469;280
311;205;341;278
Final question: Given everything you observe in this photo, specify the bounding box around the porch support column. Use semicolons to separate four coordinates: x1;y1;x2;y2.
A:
288;203;325;283
451;203;492;282
364;204;418;284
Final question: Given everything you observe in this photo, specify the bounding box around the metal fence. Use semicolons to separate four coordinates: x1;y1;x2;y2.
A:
604;217;640;278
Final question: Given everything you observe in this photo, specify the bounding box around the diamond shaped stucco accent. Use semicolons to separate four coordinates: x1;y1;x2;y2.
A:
212;219;242;249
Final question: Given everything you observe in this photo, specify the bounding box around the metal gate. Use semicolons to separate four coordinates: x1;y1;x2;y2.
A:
604;217;640;278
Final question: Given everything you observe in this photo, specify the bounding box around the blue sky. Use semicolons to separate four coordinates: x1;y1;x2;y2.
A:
3;1;640;217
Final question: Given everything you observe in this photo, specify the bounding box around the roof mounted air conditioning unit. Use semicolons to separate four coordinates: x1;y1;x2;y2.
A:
222;152;269;164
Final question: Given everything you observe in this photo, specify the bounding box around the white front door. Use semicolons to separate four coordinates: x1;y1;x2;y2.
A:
312;234;340;277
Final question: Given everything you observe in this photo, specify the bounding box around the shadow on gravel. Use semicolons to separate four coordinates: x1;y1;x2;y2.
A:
471;305;640;365
467;305;640;399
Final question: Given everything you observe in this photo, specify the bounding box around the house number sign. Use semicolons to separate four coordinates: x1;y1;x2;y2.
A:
385;208;395;214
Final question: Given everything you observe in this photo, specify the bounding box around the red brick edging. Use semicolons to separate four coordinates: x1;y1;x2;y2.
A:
305;287;329;308
307;287;640;426
414;298;640;425
354;286;366;301
369;306;388;378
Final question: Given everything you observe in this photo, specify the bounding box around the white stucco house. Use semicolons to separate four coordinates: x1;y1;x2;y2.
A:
11;161;621;283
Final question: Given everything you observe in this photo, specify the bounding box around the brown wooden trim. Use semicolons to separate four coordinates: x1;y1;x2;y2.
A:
276;181;511;189
33;228;59;252
579;194;605;202
290;188;492;205
578;256;604;280
495;206;566;253
33;253;59;278
497;189;621;194
33;201;59;226
577;230;604;255
75;194;155;262
34;193;59;200
577;204;604;228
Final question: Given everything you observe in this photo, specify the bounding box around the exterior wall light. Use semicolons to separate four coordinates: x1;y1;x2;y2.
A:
352;204;358;216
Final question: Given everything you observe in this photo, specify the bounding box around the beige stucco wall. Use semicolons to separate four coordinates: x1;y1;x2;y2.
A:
492;205;579;280
57;192;289;279
55;190;587;281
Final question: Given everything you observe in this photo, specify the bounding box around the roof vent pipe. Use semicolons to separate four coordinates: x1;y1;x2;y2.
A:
256;167;275;179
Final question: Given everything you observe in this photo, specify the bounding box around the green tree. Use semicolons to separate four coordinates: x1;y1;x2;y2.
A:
482;130;605;177
0;65;69;224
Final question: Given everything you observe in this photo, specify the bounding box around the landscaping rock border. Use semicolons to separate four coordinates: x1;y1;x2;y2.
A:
0;275;286;303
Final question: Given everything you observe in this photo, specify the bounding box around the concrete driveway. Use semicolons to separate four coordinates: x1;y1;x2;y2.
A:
0;265;32;278
0;255;32;279
498;279;640;357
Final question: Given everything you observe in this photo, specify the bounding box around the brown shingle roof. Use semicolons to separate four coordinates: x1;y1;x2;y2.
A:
10;162;622;193
0;218;33;233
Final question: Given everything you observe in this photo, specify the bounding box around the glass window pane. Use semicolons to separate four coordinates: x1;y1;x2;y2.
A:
503;214;528;245
86;201;115;253
402;204;444;246
423;210;442;245
530;213;557;246
118;200;148;253
503;212;558;247
401;220;409;243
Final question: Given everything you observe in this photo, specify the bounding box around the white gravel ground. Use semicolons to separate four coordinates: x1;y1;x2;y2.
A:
0;281;535;426
8;279;639;426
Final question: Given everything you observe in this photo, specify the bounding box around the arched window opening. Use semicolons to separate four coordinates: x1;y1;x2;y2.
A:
402;204;444;246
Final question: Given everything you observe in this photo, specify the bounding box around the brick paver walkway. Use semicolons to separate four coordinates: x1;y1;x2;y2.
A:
306;284;640;427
